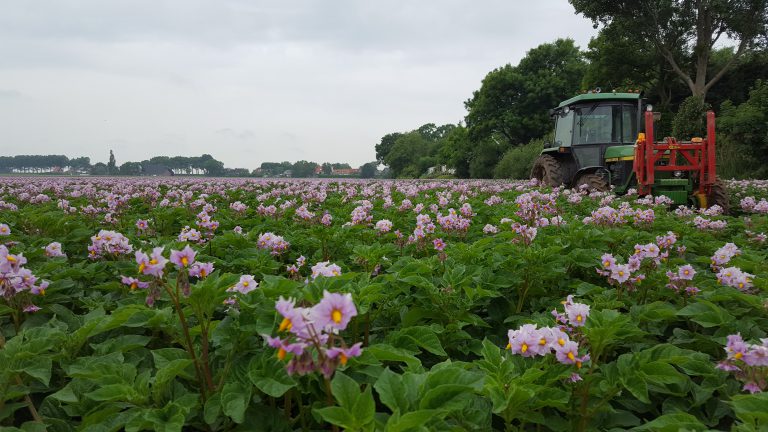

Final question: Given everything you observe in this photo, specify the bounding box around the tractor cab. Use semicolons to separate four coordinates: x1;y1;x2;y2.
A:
531;90;729;211
545;91;643;185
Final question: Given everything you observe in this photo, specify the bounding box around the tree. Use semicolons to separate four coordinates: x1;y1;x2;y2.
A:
119;161;142;175
291;160;318;178
108;150;117;175
375;132;403;163
465;39;586;147
570;0;768;100
69;157;91;173
91;162;108;175
383;132;429;178
359;162;377;178
321;163;333;175
719;79;768;174
202;159;224;176
439;126;472;178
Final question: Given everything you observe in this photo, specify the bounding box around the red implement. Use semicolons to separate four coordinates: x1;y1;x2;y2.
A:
634;111;717;196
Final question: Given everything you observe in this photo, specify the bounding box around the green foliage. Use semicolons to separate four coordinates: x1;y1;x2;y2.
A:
465;39;585;147
719;80;768;177
672;96;711;140
1;177;767;430
493;137;545;179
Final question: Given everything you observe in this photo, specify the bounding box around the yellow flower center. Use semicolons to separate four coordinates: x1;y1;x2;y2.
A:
684;270;689;275
618;271;624;277
521;343;528;353
576;315;583;322
40;289;46;296
576;360;582;369
138;263;146;273
6;255;16;263
130;282;137;290
567;352;575;361
181;257;188;266
539;338;547;346
505;343;511;350
603;261;611;267
278;317;292;332
331;309;342;324
277;348;286;360
340;353;348;366
558;338;566;346
735;352;743;359
242;281;249;287
149;259;158;265
200;269;207;277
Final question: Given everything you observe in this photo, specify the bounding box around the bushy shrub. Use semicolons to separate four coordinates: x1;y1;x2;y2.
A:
493;137;545;179
672;96;711;140
718;80;768;178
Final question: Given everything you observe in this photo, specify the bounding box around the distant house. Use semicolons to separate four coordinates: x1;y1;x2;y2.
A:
314;165;323;176
143;164;174;176
332;168;360;176
426;165;456;175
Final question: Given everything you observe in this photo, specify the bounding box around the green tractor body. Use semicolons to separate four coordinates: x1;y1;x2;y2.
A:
531;91;729;211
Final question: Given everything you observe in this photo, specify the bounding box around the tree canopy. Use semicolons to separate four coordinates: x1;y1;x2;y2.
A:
570;0;768;99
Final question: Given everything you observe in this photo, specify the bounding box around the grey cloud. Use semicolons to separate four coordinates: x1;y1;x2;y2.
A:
0;1;597;168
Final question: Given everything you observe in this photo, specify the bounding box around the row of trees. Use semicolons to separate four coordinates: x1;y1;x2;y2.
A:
376;0;768;179
0;152;380;178
0;153;229;176
255;161;379;178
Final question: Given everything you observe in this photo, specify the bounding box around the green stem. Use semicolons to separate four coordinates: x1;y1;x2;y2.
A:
164;284;207;402
324;378;339;432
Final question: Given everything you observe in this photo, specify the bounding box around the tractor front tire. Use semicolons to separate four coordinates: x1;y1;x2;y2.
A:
708;179;730;214
531;155;565;187
574;172;609;193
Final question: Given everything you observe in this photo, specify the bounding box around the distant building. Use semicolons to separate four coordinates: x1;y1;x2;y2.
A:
426;165;456;175
143;164;174;176
314;165;323;176
332;168;360;176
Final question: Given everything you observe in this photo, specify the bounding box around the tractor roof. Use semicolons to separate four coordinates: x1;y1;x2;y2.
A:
557;92;641;108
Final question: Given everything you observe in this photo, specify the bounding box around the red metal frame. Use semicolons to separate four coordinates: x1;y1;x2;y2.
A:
634;110;717;196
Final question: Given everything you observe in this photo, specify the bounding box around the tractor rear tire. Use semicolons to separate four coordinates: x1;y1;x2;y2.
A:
574;172;609;193
708;179;730;214
531;155;565;187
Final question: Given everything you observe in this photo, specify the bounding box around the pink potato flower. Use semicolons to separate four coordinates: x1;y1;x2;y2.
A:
311;290;358;331
228;274;258;295
170;245;196;269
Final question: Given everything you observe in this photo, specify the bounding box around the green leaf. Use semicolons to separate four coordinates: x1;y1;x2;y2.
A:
203;393;221;425
385;409;441;432
730;392;768;425
393;326;447;356
313;406;356;430
419;384;474;411
632;412;706;431
365;344;422;368
331;371;360;409
20;357;52;387
221;381;251;424
352;385;375;426
374;368;409;412
676;300;735;328
85;384;136;402
247;355;296;398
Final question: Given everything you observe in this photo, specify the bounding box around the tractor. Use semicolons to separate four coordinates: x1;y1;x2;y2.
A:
530;91;729;212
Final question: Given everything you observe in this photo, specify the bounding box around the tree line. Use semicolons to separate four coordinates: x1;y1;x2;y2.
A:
0;152;380;178
375;0;768;179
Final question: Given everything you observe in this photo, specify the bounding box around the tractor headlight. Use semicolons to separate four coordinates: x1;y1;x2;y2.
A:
674;170;683;177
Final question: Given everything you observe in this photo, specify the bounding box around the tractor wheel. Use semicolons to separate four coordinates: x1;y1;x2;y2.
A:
708;179;730;214
574;172;609;193
530;155;565;187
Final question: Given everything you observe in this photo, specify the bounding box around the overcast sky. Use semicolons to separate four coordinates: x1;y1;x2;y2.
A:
0;1;597;169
